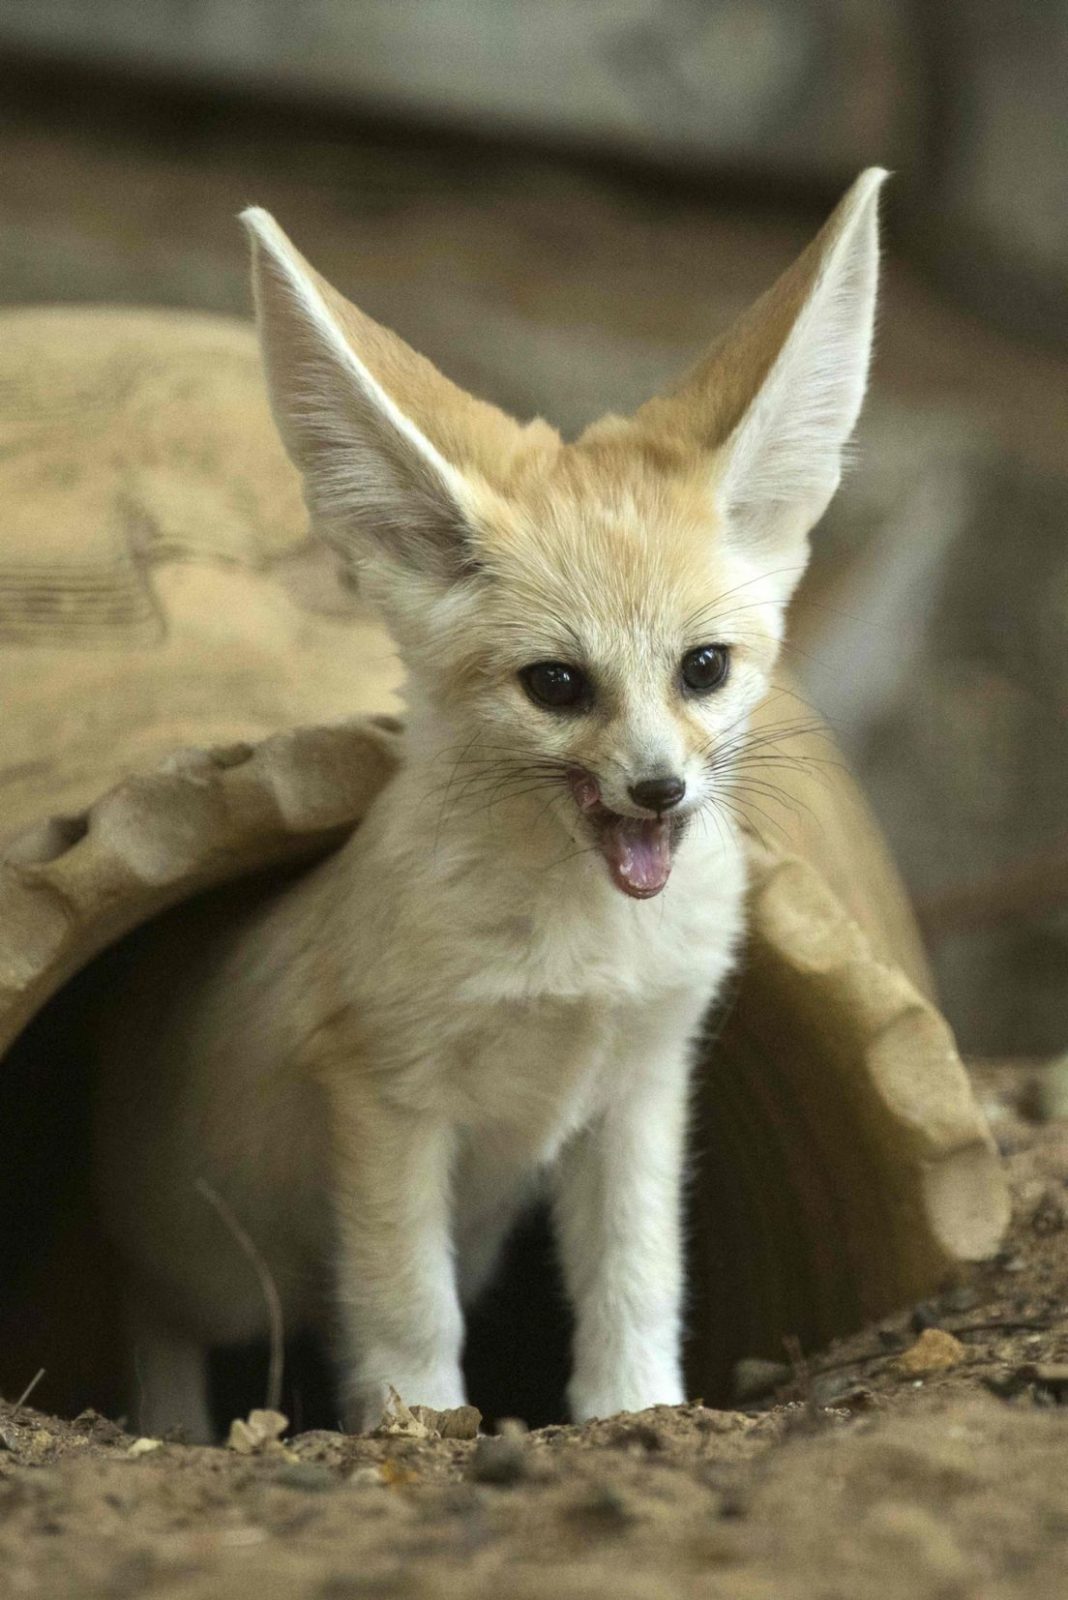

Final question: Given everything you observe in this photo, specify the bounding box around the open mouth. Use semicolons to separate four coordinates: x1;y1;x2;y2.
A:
568;770;686;900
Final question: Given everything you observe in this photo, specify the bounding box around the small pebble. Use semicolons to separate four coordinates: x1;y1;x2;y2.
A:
895;1328;966;1376
273;1462;338;1493
467;1432;527;1486
227;1409;289;1455
909;1301;943;1334
126;1437;162;1458
348;1465;387;1488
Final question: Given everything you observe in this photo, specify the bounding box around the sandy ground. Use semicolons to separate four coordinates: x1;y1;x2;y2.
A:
1;1063;1065;1600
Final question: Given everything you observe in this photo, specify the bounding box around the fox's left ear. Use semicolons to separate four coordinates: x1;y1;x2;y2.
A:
629;169;887;599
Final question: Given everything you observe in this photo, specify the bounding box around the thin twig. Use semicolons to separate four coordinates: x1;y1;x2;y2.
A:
13;1367;45;1418
195;1178;284;1415
783;1334;821;1423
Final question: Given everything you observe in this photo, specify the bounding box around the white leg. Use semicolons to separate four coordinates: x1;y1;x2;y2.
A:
126;1298;213;1443
550;1006;698;1422
327;1086;466;1431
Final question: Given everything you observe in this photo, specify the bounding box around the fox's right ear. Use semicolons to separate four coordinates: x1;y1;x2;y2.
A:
241;208;501;593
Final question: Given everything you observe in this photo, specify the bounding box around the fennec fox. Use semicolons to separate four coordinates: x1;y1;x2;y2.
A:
94;170;887;1441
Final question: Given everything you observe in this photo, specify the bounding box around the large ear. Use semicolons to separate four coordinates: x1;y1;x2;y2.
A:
240;208;520;588
624;169;887;596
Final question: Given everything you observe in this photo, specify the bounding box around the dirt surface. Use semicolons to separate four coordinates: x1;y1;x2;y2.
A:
1;1063;1065;1600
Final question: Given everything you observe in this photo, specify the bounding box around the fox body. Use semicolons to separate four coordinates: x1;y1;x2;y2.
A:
94;170;886;1441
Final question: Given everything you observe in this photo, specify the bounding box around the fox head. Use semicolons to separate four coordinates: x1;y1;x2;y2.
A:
242;170;885;900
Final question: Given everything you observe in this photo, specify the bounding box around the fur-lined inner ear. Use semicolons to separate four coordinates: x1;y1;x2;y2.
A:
714;170;886;571
241;206;479;585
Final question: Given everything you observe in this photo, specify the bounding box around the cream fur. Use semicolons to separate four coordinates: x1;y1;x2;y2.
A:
93;170;886;1439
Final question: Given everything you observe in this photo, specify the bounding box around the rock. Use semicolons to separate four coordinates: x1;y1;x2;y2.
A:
126;1437;162;1458
895;1329;967;1376
909;1301;944;1334
373;1388;435;1441
410;1403;482;1440
227;1409;289;1454
373;1392;481;1442
467;1428;528;1486
347;1465;388;1489
273;1462;339;1493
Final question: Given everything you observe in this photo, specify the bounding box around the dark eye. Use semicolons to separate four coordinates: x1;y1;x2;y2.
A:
519;661;592;711
681;644;731;694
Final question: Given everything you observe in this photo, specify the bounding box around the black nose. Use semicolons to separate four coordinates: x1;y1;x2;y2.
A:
628;775;686;814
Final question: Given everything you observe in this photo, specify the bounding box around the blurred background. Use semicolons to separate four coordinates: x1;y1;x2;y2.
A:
0;0;1065;1060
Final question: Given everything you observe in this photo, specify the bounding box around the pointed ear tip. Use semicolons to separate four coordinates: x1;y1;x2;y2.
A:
238;206;284;254
854;167;891;205
830;168;889;250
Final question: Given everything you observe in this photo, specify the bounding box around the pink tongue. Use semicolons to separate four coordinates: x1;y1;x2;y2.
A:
601;817;673;899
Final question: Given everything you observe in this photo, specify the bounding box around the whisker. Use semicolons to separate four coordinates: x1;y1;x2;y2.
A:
678;565;808;637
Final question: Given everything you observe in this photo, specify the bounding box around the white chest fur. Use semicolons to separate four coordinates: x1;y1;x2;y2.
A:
318;780;748;1166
